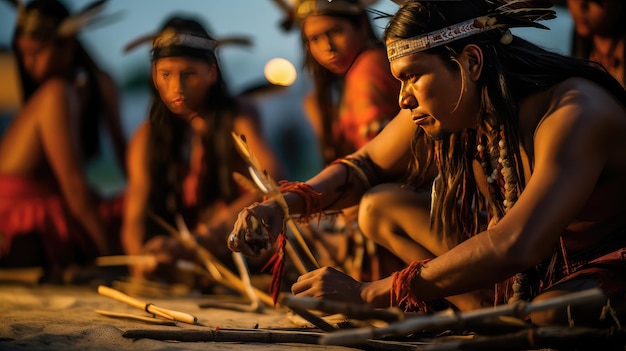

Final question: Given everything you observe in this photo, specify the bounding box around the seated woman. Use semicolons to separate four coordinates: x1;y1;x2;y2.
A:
121;15;283;284
0;0;126;278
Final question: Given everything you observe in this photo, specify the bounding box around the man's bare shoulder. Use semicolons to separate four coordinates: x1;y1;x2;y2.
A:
551;77;625;117
531;77;626;138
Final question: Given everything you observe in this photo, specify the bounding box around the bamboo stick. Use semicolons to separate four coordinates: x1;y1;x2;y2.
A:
320;288;608;346
97;285;198;325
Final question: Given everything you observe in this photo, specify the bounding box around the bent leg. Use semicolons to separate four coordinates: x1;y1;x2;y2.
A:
358;183;448;262
358;183;493;311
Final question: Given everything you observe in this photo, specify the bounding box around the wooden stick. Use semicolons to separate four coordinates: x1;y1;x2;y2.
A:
122;328;423;351
97;285;198;325
95;255;156;267
232;251;263;312
422;326;626;351
282;303;338;332
149;212;275;307
320;288;608;346
0;267;43;284
281;295;405;323
94;309;177;326
231;132;320;271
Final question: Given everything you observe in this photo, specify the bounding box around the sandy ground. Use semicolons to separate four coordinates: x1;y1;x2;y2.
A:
0;282;370;351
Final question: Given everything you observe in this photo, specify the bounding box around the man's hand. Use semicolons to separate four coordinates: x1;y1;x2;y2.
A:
227;200;283;257
291;266;365;304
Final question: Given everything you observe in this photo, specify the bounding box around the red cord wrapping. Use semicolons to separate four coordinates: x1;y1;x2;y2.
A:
391;259;435;313
262;181;323;304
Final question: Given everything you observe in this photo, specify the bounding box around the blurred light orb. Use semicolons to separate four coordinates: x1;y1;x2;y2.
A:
264;58;297;86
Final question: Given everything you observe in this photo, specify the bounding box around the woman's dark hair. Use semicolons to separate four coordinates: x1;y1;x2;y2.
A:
12;0;104;161
146;15;243;231
301;8;381;163
385;0;626;247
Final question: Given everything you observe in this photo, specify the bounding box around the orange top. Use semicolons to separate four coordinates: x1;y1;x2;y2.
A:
336;48;401;149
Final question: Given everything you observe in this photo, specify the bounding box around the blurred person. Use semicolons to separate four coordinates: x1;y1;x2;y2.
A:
230;0;626;326
0;0;126;277
121;15;283;284
272;0;404;281
276;0;400;163
568;0;625;87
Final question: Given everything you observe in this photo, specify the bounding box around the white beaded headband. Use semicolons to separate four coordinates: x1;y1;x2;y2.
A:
386;15;502;61
152;33;216;51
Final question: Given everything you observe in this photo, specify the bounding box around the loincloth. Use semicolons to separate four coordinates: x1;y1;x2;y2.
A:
538;229;626;301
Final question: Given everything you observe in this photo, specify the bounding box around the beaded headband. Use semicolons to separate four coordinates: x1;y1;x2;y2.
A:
387;15;502;61
386;0;556;61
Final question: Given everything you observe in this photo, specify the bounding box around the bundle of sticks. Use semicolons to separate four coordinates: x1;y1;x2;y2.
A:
122;288;626;350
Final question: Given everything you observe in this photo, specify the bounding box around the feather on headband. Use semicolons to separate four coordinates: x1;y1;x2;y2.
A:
7;0;114;39
386;0;556;61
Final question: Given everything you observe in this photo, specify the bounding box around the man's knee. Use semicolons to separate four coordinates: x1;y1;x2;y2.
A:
530;279;615;327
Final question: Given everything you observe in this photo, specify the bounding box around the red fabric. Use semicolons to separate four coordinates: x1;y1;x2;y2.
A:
262;233;286;305
0;176;125;268
0;176;74;267
338;48;401;149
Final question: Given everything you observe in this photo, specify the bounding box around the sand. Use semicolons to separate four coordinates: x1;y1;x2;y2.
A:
0;282;364;351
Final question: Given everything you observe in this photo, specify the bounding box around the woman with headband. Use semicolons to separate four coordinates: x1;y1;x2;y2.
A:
271;0;410;282
230;0;626;326
275;0;401;162
121;15;282;284
0;0;126;277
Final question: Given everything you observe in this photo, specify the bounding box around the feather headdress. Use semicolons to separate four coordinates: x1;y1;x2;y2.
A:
5;0;114;40
270;0;379;31
386;0;556;61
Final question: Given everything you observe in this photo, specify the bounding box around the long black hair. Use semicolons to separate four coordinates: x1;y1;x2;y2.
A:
146;16;243;230
385;0;626;247
11;0;104;162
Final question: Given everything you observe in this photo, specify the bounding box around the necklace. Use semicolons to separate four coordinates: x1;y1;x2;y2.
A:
476;125;518;221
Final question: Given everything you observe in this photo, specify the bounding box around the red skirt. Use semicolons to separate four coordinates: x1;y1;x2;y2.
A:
0;175;125;268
